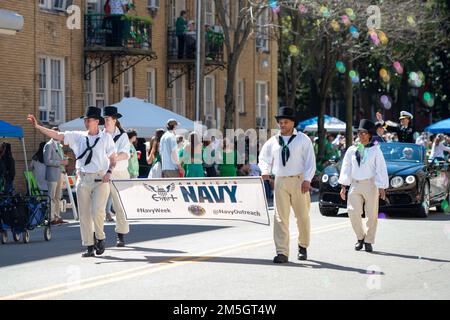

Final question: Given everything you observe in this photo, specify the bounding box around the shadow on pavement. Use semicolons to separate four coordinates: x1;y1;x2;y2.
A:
371;251;450;263
0;224;229;268
327;210;450;221
94;255;380;275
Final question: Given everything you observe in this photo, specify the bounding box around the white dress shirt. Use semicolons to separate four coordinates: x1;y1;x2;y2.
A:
338;145;389;189
110;0;128;14
64;130;115;174
430;141;450;159
258;129;316;181
105;128;130;172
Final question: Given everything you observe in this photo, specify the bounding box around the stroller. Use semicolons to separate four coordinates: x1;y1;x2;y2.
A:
0;193;51;244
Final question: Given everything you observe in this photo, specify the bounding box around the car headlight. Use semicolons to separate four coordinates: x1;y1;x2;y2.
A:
322;174;329;183
329;175;339;187
390;176;404;188
405;175;416;184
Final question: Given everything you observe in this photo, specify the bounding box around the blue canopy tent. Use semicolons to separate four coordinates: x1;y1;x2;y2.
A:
424;118;450;133
0;120;30;193
296;115;333;130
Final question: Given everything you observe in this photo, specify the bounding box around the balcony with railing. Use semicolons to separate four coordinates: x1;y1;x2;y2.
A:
167;27;224;64
84;13;157;82
85;14;153;52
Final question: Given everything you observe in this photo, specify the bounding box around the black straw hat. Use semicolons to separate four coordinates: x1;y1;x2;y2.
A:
103;106;122;119
80;106;105;125
275;107;296;122
357;119;375;135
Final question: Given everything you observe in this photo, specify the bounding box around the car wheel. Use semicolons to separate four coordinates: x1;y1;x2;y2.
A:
417;182;430;218
319;205;339;216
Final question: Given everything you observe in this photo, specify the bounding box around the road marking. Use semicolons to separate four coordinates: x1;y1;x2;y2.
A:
1;221;350;300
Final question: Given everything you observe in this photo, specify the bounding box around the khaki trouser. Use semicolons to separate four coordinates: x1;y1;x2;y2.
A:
347;178;379;244
76;171;110;246
110;169;130;234
47;174;63;221
274;174;311;257
162;169;179;178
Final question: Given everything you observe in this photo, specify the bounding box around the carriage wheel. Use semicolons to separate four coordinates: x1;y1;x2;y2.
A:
23;230;30;243
1;231;7;244
44;226;51;241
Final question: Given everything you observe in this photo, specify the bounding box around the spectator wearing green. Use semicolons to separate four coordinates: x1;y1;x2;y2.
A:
127;130;139;178
179;132;204;177
218;138;237;177
176;10;188;59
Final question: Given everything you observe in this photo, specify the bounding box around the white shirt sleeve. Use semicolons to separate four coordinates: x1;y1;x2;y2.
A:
258;139;273;175
302;136;316;182
441;142;450;153
116;133;131;160
375;147;389;189
63;131;84;151
338;147;353;186
105;134;116;158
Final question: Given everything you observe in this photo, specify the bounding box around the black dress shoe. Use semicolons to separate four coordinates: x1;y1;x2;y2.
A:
364;242;373;252
116;233;125;247
355;239;364;251
298;246;307;261
82;245;95;257
273;254;288;263
95;239;105;255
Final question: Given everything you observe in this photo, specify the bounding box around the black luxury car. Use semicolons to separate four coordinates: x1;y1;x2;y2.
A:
319;142;450;218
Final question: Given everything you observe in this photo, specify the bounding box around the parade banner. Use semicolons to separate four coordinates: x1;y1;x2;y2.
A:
111;177;270;226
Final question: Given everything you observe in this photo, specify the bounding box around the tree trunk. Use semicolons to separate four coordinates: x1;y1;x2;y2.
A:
224;58;237;130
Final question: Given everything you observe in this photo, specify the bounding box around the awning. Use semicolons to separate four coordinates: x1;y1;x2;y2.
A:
0;9;24;35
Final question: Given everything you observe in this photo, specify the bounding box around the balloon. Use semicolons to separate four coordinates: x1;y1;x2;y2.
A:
409;72;418;81
380;95;389;104
393;61;404;74
379;68;388;78
341;15;351;26
349;70;357;78
289;44;299;56
423;92;432;101
407;16;416;26
352;76;360;84
384;101;392;110
330;20;340;31
272;6;280;13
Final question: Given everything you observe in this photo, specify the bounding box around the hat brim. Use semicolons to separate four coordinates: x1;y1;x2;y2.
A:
275;116;296;122
81;116;105;125
399;116;412;120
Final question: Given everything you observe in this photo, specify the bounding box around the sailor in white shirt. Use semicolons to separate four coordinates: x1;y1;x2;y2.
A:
258;107;316;264
430;134;450;160
27;107;116;258
103;106;131;247
338;119;389;252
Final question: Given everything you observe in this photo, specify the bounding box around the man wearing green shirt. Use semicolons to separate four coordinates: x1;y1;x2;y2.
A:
176;11;188;59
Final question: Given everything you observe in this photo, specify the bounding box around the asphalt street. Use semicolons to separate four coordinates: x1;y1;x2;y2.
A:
1;196;450;300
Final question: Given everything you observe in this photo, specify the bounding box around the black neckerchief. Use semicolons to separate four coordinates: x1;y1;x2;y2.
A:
278;134;296;166
113;127;125;143
355;142;375;167
76;136;100;165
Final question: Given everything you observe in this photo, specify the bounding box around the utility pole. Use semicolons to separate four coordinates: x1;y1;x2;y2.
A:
195;0;205;122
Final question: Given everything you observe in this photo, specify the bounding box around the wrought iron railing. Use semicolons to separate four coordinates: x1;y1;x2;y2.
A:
167;28;224;63
85;14;152;51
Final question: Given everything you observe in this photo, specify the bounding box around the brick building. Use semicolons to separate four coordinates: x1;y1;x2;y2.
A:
0;0;277;192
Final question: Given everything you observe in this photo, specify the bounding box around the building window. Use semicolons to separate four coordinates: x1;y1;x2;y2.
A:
39;56;65;124
237;79;245;113
86;0;105;14
147;68;156;104
256;8;269;52
84;64;108;108
40;0;73;11
256;82;268;129
122;68;133;98
205;1;215;26
169;0;186;27
168;70;185;116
